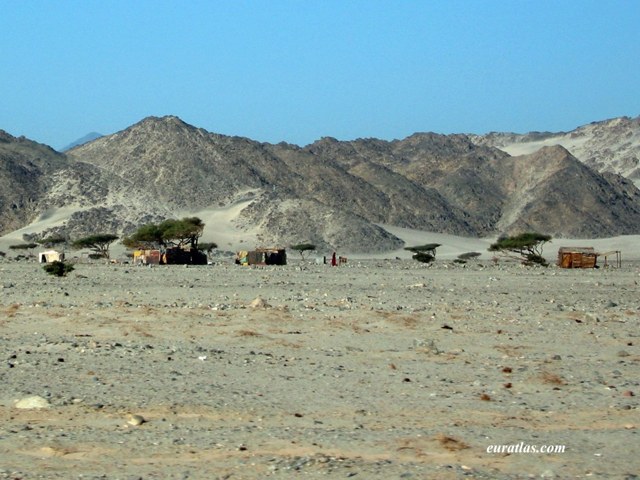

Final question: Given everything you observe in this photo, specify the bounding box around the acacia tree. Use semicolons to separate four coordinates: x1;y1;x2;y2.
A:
291;243;316;260
162;217;204;248
72;234;119;259
405;243;441;263
123;217;205;250
488;232;551;266
37;235;68;249
122;223;163;249
9;243;38;260
9;243;38;251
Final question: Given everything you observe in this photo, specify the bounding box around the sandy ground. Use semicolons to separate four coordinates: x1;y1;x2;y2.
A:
0;255;639;479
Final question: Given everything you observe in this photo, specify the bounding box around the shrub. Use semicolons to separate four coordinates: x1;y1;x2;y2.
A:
454;252;481;264
412;252;435;263
43;261;74;277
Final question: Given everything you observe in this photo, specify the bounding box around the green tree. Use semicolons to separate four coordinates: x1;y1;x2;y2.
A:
405;243;441;263
488;232;551;266
37;235;68;249
122;223;164;249
123;217;205;250
72;234;119;259
9;243;38;250
291;243;316;260
161;217;204;248
9;243;38;260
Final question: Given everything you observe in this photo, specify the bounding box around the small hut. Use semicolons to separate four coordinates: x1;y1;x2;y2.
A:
163;247;207;265
236;248;287;266
38;250;64;263
557;247;598;268
133;249;161;265
557;247;622;268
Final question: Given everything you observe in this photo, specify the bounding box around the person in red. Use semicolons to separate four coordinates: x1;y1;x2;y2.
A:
331;252;337;266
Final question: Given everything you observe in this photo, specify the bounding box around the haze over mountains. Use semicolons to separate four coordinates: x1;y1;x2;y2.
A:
1;115;639;253
60;132;103;152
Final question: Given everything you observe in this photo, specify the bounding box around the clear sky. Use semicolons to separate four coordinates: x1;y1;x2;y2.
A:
1;1;639;150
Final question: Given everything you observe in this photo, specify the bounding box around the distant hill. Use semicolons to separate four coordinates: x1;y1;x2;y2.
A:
2;115;640;253
60;132;103;152
471;116;640;186
0;130;71;234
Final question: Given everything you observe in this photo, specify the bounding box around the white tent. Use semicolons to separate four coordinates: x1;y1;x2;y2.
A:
38;250;64;263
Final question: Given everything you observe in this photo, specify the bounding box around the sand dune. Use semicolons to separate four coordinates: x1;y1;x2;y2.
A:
2;204;640;262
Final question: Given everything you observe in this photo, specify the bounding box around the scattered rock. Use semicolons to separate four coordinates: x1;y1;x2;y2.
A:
249;297;270;309
127;414;146;426
14;395;50;409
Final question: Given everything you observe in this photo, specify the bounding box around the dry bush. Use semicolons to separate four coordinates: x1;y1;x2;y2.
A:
4;303;21;319
539;371;566;385
436;433;470;451
376;311;419;328
127;324;153;338
237;329;260;337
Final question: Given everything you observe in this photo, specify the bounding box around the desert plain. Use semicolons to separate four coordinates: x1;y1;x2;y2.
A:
0;247;639;479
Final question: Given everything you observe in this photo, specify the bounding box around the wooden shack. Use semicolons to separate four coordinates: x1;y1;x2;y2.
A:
557;247;598;268
236;248;287;266
557;247;622;268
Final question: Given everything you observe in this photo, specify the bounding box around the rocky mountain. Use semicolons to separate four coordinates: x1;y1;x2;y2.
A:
2;115;640;253
471;116;640;185
0;130;71;234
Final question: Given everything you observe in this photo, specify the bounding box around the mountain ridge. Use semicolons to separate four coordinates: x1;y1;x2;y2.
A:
1;115;640;253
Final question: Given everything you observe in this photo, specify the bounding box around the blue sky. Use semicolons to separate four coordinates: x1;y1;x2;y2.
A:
1;1;639;149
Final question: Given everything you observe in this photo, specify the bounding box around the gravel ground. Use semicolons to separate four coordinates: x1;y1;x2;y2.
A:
0;259;639;479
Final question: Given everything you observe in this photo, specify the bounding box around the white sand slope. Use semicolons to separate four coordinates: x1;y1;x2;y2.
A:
0;206;87;250
2;205;639;261
176;199;259;251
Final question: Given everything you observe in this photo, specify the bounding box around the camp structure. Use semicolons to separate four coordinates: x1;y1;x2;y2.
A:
236;247;287;266
132;247;207;265
163;246;207;265
132;249;162;265
557;247;622;268
38;250;64;263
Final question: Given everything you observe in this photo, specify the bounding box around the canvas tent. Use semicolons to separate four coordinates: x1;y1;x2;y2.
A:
39;250;64;263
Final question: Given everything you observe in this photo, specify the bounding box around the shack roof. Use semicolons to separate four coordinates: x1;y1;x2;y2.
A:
558;247;596;254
